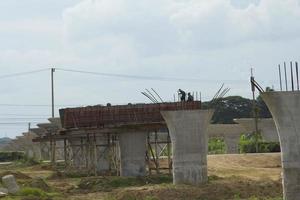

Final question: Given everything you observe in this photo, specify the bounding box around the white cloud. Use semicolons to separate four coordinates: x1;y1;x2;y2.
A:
63;0;300;56
2;0;300;137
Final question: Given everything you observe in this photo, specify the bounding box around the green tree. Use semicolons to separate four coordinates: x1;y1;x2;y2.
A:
256;87;273;118
202;96;253;124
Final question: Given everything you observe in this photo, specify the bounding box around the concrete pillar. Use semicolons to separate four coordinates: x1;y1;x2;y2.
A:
262;91;300;200
119;132;147;177
95;135;110;173
40;142;50;160
161;110;214;185
224;136;240;154
68;138;84;169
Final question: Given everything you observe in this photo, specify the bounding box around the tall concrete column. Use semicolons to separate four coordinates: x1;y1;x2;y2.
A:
68;138;84;169
262;91;300;200
95;135;110;173
161;110;214;185
40;142;50;161
224;136;240;154
119;132;147;177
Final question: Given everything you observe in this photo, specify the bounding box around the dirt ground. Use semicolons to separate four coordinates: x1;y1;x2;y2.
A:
0;153;283;200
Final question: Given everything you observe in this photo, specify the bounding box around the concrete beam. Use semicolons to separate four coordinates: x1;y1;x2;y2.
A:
48;118;62;129
262;91;300;200
37;123;59;135
119;132;147;177
207;124;245;154
29;128;46;137
234;118;279;142
161;109;214;185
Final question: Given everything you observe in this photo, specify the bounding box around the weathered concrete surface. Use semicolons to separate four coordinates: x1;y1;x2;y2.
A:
262;91;300;200
2;175;19;194
119;132;147;177
95;135;110;173
161;109;214;185
68;138;84;169
37;123;64;160
207;124;245;154
234;118;279;142
30;128;50;160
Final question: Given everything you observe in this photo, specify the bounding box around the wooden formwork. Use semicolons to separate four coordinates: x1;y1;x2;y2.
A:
147;130;172;175
60;101;201;129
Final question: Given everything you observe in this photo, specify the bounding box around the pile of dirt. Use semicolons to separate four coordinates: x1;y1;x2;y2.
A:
24;177;51;192
48;170;90;180
77;175;172;192
0;171;31;179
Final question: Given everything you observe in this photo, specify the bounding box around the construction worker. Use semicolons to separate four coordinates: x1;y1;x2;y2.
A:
187;92;194;102
178;89;186;101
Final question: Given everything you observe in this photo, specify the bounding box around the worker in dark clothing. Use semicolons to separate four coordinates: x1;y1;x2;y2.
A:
178;89;186;101
187;92;194;102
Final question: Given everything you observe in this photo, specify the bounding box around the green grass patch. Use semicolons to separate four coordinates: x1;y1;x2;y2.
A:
11;187;60;200
209;138;226;154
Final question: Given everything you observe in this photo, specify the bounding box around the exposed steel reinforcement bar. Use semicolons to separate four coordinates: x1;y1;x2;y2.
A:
60;101;201;129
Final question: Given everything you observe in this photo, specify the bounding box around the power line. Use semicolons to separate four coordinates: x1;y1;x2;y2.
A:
0;104;83;107
0;118;46;120
0;68;49;79
55;68;249;83
0;67;251;83
0;114;50;117
56;68;187;81
0;122;42;125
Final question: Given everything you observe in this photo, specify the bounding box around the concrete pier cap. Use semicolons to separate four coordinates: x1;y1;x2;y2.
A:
161;109;214;185
262;91;300;199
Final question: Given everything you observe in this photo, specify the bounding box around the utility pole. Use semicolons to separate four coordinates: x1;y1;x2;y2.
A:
51;68;55;118
50;68;56;165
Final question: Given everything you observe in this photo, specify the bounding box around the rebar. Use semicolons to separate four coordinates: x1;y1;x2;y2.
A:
151;88;164;102
296;62;299;90
291;62;294;91
284;62;288;91
279;64;283;91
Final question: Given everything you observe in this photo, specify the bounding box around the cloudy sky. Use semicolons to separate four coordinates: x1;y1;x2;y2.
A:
1;0;300;138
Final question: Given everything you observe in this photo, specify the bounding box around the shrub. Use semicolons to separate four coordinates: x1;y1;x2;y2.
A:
209;138;226;154
18;187;48;197
0;151;25;162
239;134;280;153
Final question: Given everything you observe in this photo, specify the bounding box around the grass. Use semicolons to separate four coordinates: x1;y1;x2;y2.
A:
0;187;61;200
208;138;226;154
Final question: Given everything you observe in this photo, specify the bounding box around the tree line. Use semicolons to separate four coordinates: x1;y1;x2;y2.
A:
202;91;272;124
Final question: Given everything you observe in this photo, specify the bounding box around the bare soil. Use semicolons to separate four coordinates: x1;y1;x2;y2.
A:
0;153;283;200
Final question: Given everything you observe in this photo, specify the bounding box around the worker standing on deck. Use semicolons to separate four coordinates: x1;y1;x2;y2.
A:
178;89;186;101
187;92;194;102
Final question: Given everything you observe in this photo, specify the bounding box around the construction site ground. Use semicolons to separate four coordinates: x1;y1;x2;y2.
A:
0;153;283;200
